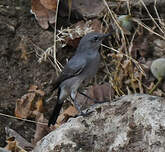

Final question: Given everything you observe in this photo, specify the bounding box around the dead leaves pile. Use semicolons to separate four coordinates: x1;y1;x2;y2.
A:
3;83;113;151
56;19;104;49
5;137;27;152
31;0;57;29
15;85;45;119
106;31;165;97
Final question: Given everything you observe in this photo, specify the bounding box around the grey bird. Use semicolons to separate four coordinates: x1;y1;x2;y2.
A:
48;32;110;127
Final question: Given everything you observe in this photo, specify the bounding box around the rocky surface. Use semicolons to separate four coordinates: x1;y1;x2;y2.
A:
33;94;165;152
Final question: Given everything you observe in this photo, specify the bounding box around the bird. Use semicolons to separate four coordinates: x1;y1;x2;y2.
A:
48;32;111;127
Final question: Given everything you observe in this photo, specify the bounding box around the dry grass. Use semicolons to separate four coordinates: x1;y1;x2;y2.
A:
101;0;165;96
37;0;165;96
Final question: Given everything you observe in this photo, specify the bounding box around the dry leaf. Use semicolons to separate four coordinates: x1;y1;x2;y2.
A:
15;93;35;118
5;127;33;150
29;85;45;96
56;105;78;125
40;0;57;10
5;137;27;152
31;0;56;29
87;83;115;102
46;106;78;129
35;99;44;113
65;19;104;48
33;113;49;144
15;85;45;118
72;0;106;18
76;83;115;110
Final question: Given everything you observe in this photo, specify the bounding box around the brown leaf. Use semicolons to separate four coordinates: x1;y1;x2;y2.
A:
40;0;57;10
29;85;45;96
72;0;106;18
33;113;49;144
36;99;44;113
5;137;27;152
15;86;45;118
76;83;115;110
47;106;78;129
87;83;115;102
31;0;56;29
65;37;81;48
56;106;78;125
15;93;35;118
65;19;104;48
5;127;33;150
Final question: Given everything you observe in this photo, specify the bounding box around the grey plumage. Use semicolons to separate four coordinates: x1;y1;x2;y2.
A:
48;32;110;126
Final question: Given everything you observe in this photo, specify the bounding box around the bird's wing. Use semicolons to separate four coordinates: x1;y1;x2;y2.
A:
51;55;87;90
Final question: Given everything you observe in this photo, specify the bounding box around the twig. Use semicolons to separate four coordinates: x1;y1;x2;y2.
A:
133;18;165;40
154;0;165;31
0;112;47;126
53;0;62;74
101;44;145;76
102;0;126;45
140;0;165;35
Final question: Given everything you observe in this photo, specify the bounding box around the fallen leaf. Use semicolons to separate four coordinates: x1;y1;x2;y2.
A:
65;19;104;48
72;0;106;18
15;93;35;118
87;83;115;102
40;0;57;10
5;137;27;152
33;113;49;144
56;105;78;125
48;106;78;129
5;127;33;150
76;83;115;110
15;85;45;119
29;85;45;96
31;0;56;29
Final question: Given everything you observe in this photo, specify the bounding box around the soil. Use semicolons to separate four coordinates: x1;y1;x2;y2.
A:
0;0;61;148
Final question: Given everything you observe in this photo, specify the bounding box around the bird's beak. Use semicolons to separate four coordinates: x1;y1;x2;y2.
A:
99;33;111;40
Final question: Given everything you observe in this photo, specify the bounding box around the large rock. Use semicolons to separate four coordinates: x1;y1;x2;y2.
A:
33;94;165;152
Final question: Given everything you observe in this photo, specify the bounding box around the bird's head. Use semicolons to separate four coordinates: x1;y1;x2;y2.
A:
77;32;111;52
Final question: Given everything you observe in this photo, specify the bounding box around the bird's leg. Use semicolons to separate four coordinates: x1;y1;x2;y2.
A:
70;91;92;116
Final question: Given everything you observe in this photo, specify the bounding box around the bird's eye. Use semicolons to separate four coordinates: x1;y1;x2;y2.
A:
93;36;99;41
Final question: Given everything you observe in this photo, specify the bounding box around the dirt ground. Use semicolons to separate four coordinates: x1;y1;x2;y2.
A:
0;0;60;147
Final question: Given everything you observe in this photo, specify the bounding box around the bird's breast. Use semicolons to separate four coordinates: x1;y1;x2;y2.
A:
82;52;100;79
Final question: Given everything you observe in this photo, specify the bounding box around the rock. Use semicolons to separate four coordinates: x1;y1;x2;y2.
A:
33;94;165;152
33;118;86;152
153;39;165;58
72;0;106;19
0;148;10;152
150;58;165;80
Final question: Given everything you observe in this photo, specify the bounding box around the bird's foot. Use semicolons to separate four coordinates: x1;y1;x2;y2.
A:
93;99;109;104
74;109;94;118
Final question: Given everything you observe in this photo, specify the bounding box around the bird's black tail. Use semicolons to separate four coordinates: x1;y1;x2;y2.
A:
48;102;63;127
48;89;63;127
